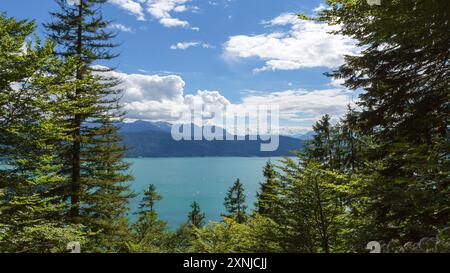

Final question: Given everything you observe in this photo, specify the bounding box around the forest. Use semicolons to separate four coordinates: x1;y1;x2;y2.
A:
0;0;448;253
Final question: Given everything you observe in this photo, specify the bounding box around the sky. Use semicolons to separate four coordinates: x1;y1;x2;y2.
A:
1;0;361;135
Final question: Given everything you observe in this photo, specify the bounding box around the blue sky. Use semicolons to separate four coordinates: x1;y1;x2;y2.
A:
1;0;360;134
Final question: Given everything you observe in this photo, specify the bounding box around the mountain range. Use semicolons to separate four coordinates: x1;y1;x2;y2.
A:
118;120;313;157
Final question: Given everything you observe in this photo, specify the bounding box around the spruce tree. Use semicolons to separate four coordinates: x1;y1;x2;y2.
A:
45;0;133;251
224;179;247;224
188;201;205;228
307;115;334;167
275;117;351;253
131;185;168;252
320;0;450;243
255;162;283;219
138;184;162;215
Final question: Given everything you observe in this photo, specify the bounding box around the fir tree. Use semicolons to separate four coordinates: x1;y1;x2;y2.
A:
130;185;168;252
224;179;247;224
188;201;205;228
320;0;450;243
255;162;283;219
45;0;133;251
138;184;162;215
307;114;334;168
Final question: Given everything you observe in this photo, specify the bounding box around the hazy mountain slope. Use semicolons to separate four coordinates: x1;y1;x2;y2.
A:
119;121;303;157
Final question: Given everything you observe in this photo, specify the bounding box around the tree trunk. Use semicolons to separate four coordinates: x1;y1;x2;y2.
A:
69;0;83;222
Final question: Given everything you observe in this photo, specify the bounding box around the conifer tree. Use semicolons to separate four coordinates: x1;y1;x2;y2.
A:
130;185;168;252
138;184;162;215
45;0;133;251
335;107;365;173
224;179;247;224
188;201;206;228
320;0;450;243
306;115;334;167
255;162;283;219
0;14;86;252
271;116;357;252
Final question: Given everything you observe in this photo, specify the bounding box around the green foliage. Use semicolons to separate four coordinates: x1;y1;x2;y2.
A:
128;184;169;253
1;0;448;253
188;201;206;228
191;217;249;253
191;215;283;253
139;184;162;215
255;162;283;220
0;13;89;253
223;179;248;224
319;0;450;243
2;224;87;253
128;211;170;253
44;0;133;251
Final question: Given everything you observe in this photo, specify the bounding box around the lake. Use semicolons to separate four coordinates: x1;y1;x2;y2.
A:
126;157;285;228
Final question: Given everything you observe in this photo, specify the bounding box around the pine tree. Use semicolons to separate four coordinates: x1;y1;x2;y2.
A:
130;185;168;253
255;162;283;219
45;0;133;251
188;201;206;228
306;115;334;167
271;116;358;253
277;155;350;252
224;179;247;224
320;0;450;243
335;106;365;173
138;184;162;215
0;14;86;252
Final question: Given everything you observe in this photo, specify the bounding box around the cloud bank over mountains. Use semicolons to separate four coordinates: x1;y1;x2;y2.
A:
106;69;355;135
100;3;359;134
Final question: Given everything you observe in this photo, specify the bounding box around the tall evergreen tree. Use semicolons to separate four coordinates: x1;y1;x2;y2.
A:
307;114;334;167
138;184;162;215
320;0;450;243
224;179;247;224
280;160;348;253
45;0;133;251
130;185;168;252
0;14;86;252
335;107;365;173
274;117;351;253
188;201;206;229
255;162;283;219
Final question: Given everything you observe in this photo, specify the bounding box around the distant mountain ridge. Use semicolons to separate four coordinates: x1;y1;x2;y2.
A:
120;120;172;133
290;131;315;140
118;120;305;157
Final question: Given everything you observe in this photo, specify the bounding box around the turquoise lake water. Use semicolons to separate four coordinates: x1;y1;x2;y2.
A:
126;157;285;228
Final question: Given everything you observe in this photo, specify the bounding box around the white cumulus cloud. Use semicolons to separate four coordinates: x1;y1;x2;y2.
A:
170;42;199;50
146;0;198;29
170;41;215;50
100;69;356;134
109;23;134;33
224;13;359;72
109;0;146;21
